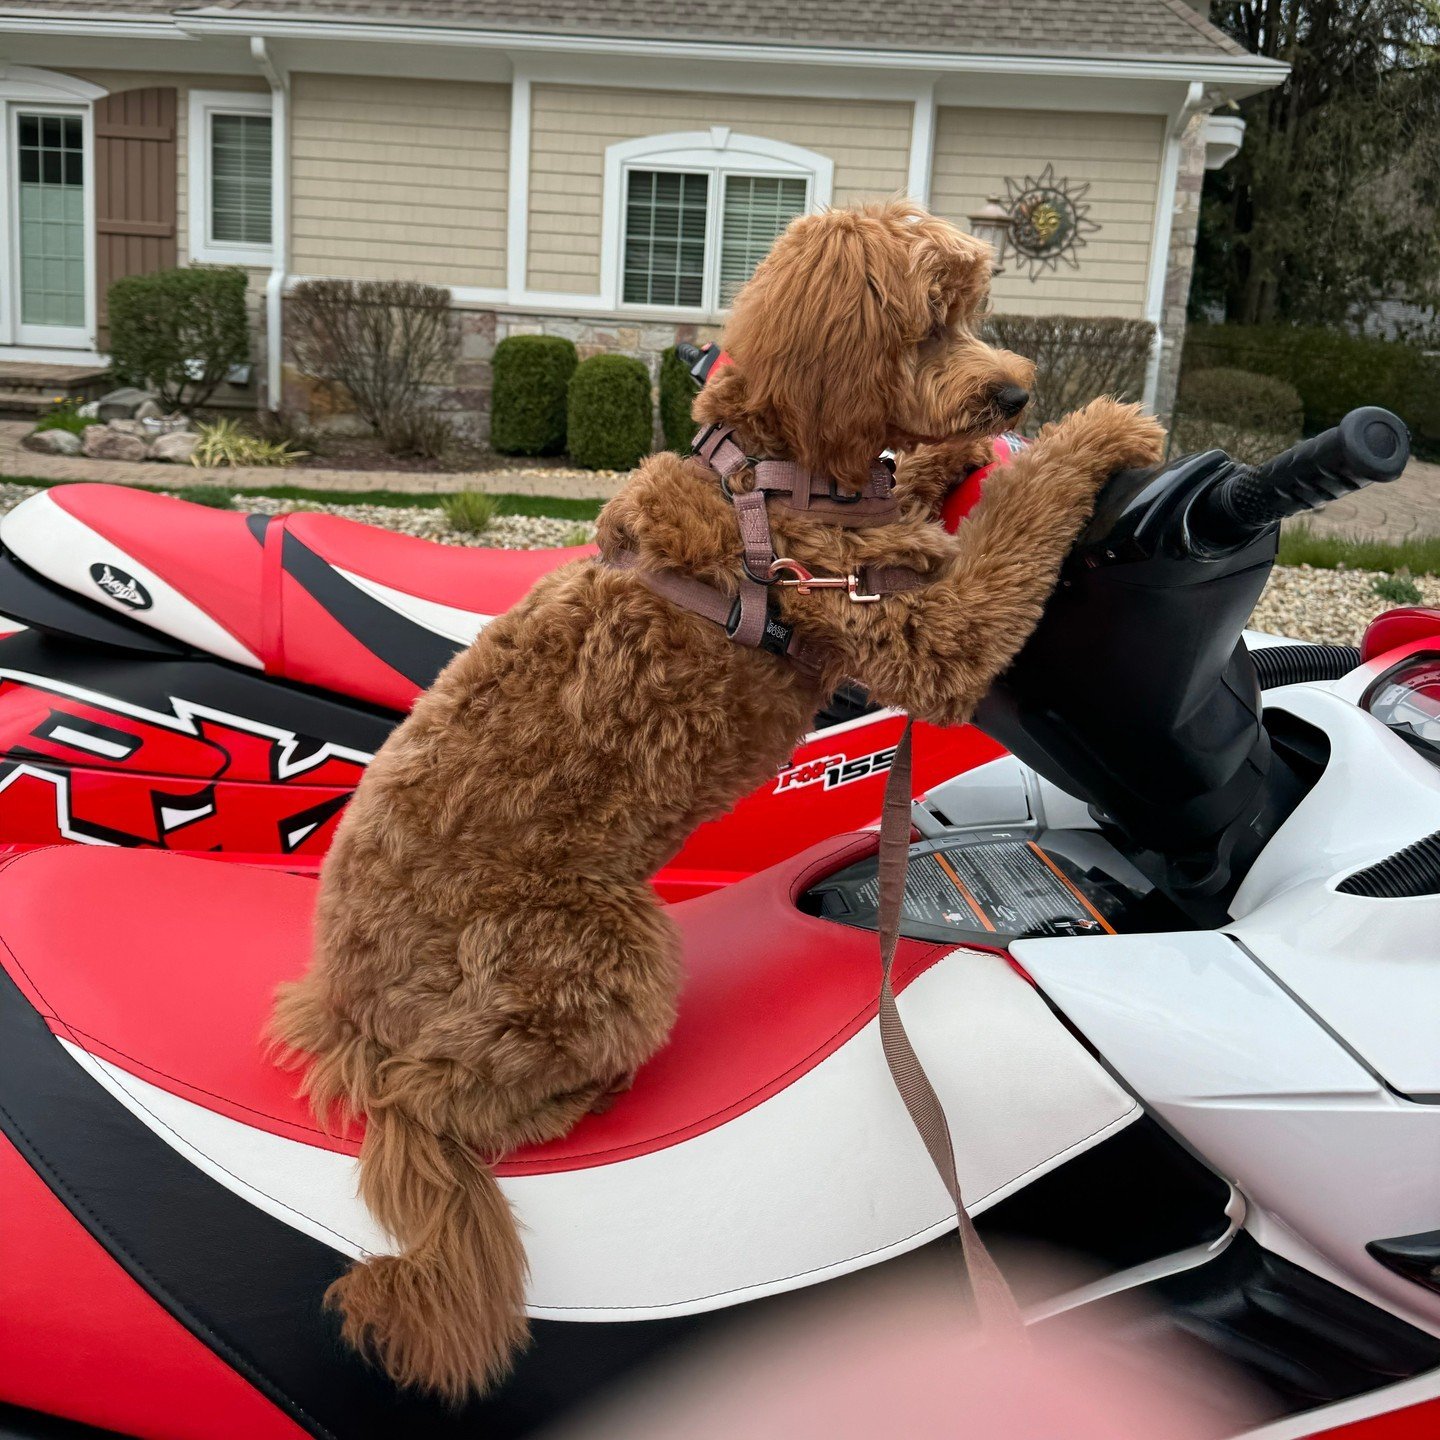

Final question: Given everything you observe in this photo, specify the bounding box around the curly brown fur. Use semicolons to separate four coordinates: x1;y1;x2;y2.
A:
270;197;1165;1400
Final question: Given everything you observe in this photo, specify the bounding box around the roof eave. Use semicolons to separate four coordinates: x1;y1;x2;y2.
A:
0;7;1292;90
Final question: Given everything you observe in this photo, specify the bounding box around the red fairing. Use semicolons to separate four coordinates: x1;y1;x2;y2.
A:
1361;607;1440;664
2;838;948;1172
1313;1398;1440;1438
0;1131;307;1440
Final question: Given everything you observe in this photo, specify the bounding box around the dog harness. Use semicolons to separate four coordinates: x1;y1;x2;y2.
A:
601;424;1023;1330
605;424;927;673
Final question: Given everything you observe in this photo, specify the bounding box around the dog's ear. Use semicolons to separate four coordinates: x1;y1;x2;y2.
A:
705;204;916;493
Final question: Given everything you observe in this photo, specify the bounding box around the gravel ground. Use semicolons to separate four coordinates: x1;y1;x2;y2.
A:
0;480;1433;643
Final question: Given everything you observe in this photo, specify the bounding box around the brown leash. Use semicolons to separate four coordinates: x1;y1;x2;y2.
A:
877;721;1024;1330
608;427;1025;1328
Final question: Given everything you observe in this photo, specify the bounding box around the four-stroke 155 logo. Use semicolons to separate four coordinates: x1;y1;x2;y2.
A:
89;563;153;611
774;745;897;795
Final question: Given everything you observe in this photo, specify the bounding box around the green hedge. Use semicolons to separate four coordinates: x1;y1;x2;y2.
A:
108;266;249;414
1183;325;1440;459
659;346;697;452
489;335;578;455
567;354;653;470
1173;368;1304;465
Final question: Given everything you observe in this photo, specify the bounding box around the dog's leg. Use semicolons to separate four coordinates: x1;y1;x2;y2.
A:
853;397;1165;727
892;435;995;518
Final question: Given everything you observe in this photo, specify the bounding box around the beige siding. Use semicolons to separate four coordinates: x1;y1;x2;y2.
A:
68;70;268;270
528;85;912;295
930;108;1165;318
290;74;508;288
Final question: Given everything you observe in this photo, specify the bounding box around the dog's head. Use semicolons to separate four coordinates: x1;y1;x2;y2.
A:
695;198;1034;493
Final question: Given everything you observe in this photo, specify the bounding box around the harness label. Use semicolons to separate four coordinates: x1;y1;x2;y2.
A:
89;562;153;611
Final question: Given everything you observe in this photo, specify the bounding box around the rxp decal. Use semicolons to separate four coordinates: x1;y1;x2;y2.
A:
774;745;897;795
89;562;152;611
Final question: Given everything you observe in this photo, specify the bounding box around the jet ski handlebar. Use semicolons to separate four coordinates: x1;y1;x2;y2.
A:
1188;406;1410;552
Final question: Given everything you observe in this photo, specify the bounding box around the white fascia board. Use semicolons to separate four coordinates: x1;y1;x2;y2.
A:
169;14;1289;88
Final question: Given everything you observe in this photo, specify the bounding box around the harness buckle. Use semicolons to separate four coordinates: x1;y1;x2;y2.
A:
769;558;881;603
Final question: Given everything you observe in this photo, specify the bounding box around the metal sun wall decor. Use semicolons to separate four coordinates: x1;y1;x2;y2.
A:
1002;163;1101;281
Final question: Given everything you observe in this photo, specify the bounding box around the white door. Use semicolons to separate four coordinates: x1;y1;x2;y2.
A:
9;105;90;349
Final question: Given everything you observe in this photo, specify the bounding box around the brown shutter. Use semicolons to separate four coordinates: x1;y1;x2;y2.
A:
94;87;177;349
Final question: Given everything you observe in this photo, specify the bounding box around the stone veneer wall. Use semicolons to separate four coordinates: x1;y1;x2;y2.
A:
1153;113;1210;424
282;305;721;446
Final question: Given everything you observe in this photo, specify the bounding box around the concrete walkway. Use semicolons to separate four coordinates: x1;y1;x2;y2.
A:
0;421;624;502
1293;456;1440;542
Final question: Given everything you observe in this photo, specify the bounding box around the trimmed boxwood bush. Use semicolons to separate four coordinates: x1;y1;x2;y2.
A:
659;345;697;452
1183;324;1440;460
108;265;249;414
490;335;578;456
567;354;652;470
1173;367;1303;465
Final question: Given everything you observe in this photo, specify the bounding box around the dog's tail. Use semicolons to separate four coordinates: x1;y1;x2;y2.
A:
329;1104;530;1402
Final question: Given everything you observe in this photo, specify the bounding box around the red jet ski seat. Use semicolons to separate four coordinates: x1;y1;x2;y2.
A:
0;834;1133;1321
0;484;594;712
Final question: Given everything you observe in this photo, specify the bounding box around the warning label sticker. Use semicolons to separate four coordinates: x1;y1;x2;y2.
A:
852;842;1118;938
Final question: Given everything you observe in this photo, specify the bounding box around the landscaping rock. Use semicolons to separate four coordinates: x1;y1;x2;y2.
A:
82;425;148;462
22;427;82;456
149;431;199;463
96;387;159;422
134;398;164;422
77;401;99;419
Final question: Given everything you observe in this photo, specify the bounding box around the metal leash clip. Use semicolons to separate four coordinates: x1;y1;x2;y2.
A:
769;558;881;603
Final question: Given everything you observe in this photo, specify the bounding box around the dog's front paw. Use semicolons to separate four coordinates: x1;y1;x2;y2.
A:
1060;397;1167;475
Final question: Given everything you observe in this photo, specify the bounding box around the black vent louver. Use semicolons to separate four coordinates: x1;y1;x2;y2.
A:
1252;643;1361;690
1337;830;1440;898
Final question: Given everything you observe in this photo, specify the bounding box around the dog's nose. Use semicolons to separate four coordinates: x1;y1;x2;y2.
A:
994;384;1030;417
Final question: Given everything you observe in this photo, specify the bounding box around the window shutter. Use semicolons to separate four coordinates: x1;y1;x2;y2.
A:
210;112;272;247
719;175;808;306
94;87;177;350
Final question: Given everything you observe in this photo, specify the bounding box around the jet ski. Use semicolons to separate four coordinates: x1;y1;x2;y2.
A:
2;408;1436;1440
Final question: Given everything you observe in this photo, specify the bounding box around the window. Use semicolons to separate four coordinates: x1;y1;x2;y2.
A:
188;90;273;265
603;131;833;314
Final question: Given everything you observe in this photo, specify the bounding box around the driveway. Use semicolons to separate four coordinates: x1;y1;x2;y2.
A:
1296;456;1440;541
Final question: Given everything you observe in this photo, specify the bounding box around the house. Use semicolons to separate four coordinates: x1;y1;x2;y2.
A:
0;0;1284;434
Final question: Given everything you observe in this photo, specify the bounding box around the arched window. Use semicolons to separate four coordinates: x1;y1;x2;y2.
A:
600;128;834;314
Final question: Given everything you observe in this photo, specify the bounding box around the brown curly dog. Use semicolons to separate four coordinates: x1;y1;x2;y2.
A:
270;197;1166;1400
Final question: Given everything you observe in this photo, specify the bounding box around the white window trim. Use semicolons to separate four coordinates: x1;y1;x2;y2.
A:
600;128;834;317
187;88;274;266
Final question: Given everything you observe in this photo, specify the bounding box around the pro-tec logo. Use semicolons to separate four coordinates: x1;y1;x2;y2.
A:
89;563;152;611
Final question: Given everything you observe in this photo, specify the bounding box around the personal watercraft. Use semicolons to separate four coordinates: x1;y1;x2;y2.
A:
3;408;1438;1440
0;439;1019;898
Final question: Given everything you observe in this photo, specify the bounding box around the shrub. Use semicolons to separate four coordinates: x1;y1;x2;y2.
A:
34;398;101;435
1172;367;1303;465
1183;324;1440;460
108;266;250;414
490;336;577;456
983;315;1154;429
180;486;235;509
567;355;653;470
190;418;303;468
1373;573;1423;605
442;490;500;534
287;279;459;458
659;346;697;452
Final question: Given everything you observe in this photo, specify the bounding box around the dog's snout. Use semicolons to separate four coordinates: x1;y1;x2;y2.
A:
993;384;1030;417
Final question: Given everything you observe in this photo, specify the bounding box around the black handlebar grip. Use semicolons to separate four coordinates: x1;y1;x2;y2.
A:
675;342;703;370
1192;406;1410;547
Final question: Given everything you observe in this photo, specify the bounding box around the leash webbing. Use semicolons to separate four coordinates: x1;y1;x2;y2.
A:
876;720;1024;1330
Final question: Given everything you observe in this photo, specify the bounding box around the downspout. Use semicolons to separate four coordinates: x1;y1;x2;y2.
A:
251;36;288;412
1142;80;1207;412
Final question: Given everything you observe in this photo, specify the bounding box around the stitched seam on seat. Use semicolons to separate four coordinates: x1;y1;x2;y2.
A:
0;926;342;1440
531;1102;1142;1312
